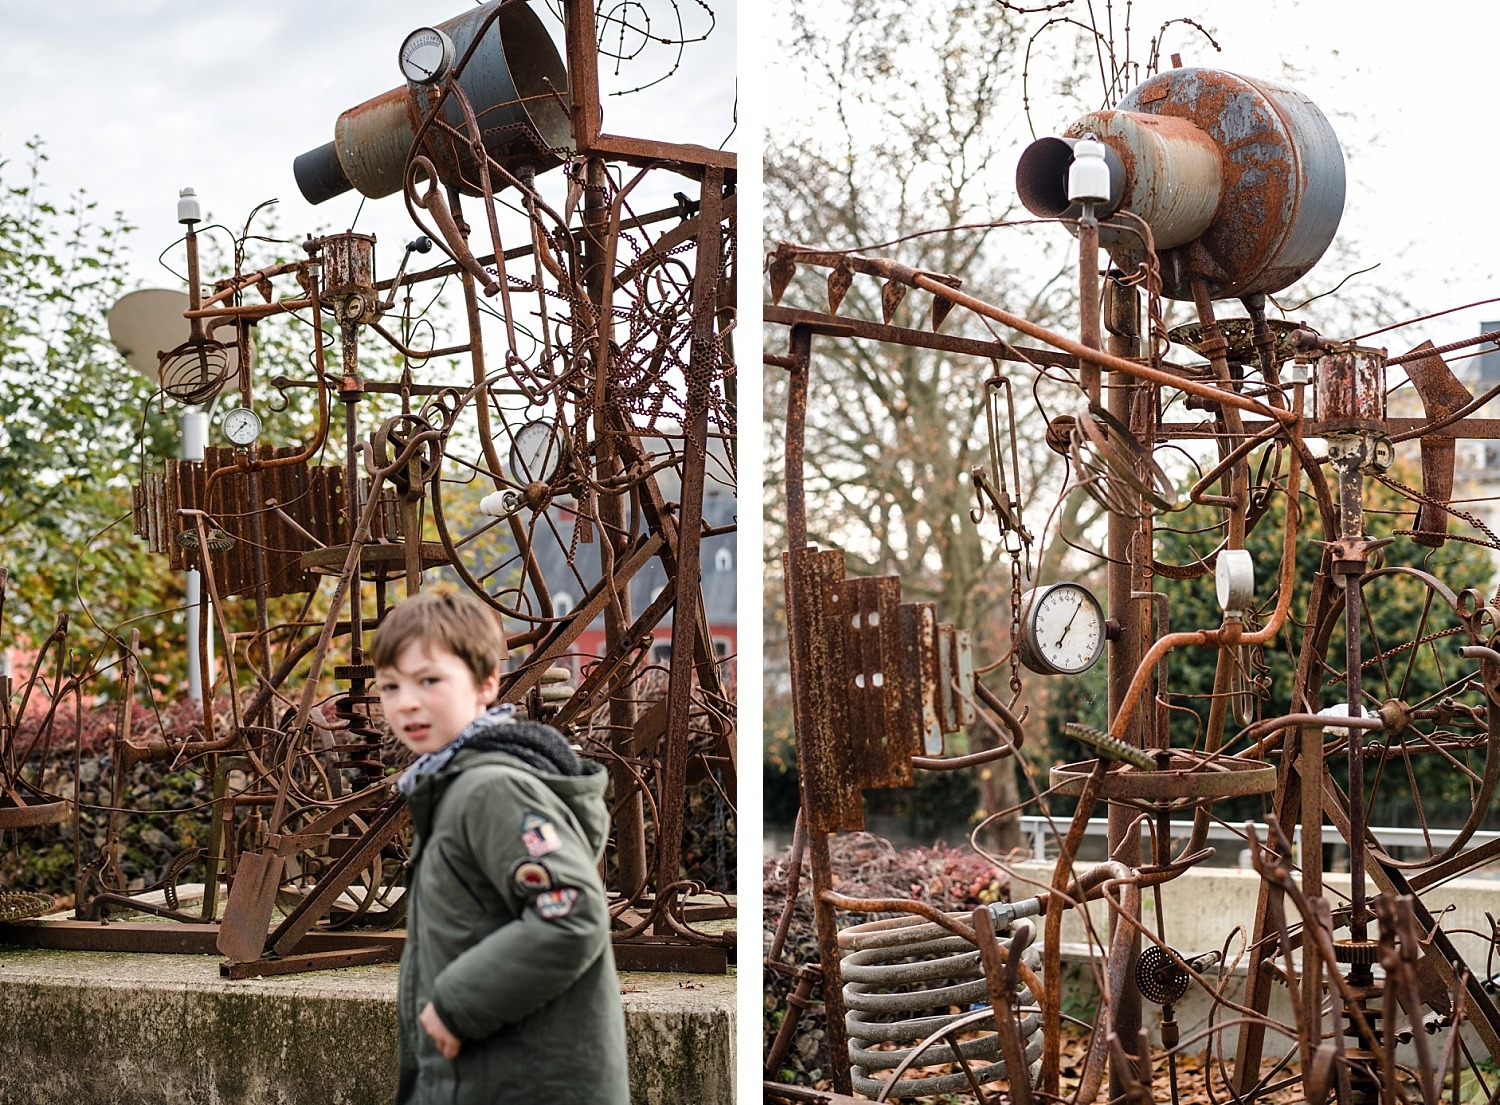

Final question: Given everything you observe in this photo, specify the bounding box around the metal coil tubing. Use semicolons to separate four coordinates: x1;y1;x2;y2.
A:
839;898;1045;1099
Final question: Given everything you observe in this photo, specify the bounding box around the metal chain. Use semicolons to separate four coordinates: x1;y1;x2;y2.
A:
1373;470;1500;550
1367;623;1466;671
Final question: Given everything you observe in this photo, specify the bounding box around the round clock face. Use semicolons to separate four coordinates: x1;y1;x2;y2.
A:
1018;583;1105;675
399;27;454;84
222;407;261;447
510;419;565;484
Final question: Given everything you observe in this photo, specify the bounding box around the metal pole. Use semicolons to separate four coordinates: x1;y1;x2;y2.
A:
1103;278;1144;1093
181;407;207;703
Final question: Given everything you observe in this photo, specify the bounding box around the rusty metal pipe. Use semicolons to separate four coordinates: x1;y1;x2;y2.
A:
904;266;1296;424
295;0;569;206
764;967;819;1081
1109;437;1303;742
769;244;1298;424
200;278;331;515
1041;762;1107;1097
1079;217;1102;402
1072;868;1142;1105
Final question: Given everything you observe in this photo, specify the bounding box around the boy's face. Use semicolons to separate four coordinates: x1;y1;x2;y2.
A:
376;639;500;757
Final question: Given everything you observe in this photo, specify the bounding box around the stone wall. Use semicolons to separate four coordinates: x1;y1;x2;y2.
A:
0;948;734;1105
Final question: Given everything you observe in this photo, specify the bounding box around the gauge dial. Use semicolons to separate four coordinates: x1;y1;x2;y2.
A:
399;27;455;85
510;419;565;484
1216;549;1255;614
1016;582;1105;675
222;407;262;447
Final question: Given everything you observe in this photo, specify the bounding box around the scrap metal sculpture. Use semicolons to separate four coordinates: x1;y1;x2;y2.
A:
1;0;735;978
767;61;1500;1103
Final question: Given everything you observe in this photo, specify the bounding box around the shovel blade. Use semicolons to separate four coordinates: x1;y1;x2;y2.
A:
216;850;284;962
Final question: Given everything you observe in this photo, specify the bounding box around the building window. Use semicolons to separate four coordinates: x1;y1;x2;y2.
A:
714;547;733;573
653;643;673;663
554;590;575;616
713;637;731;659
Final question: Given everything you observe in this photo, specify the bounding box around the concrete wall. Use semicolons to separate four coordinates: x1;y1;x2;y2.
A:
0;949;733;1105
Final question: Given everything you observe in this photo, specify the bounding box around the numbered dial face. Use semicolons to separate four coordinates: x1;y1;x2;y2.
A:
1017;583;1105;675
221;407;262;447
399;27;455;84
510;419;565;484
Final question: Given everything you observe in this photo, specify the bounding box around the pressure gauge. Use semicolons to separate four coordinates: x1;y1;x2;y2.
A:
1216;549;1255;617
510;419;565;484
1016;583;1105;676
222;407;262;447
399;27;455;84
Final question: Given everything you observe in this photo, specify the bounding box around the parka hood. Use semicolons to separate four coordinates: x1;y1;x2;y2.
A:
405;746;611;858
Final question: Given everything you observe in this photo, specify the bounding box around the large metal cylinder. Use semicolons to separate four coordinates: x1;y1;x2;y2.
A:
1063;111;1222;250
293;0;572;205
1016;67;1345;301
1315;346;1388;435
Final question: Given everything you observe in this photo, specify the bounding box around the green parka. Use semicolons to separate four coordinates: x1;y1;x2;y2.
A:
396;747;630;1104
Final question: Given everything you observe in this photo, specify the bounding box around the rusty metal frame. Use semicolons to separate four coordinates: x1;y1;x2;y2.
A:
765;209;1500;1101
0;0;735;979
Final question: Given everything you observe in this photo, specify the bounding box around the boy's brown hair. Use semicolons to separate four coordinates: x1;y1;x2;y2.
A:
370;590;507;686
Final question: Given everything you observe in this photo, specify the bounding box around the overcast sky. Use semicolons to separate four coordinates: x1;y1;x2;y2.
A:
762;0;1500;358
0;0;737;292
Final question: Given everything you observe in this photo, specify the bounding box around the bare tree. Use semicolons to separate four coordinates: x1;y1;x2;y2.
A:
763;0;1104;850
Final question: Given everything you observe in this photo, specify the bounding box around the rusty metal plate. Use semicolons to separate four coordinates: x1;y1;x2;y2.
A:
1049;753;1276;803
937;623;959;735
899;603;943;756
131;447;326;598
785;547;863;833
129;447;429;599
954;629;976;730
612;937;730;974
299;541;450;576
221;943;397;979
837;575;913;791
0;796;71;830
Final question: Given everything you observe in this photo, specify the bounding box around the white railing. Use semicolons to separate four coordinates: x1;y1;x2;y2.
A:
1017;815;1500;866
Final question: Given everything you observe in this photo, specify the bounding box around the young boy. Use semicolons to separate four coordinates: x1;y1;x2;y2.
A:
372;591;630;1104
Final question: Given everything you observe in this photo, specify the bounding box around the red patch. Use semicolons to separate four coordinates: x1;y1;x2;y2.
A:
509;859;554;898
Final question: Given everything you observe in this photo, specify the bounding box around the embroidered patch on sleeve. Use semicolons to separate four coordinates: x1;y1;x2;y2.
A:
509;859;555;898
533;887;580;920
519;811;562;857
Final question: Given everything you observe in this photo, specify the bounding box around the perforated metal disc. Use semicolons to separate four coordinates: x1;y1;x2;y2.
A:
1135;945;1191;1005
1168;317;1301;364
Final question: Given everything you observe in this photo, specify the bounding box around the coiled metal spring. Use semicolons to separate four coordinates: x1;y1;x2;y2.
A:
839;898;1045;1099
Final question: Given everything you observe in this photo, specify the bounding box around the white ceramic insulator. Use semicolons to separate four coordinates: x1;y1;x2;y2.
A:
177;187;201;225
478;489;520;517
1318;702;1377;734
1067;137;1112;205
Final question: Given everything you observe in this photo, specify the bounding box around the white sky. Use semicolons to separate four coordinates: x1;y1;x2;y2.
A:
0;0;737;291
761;0;1500;357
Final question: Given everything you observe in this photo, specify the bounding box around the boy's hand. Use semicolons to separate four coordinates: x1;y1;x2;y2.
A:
420;1001;462;1059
